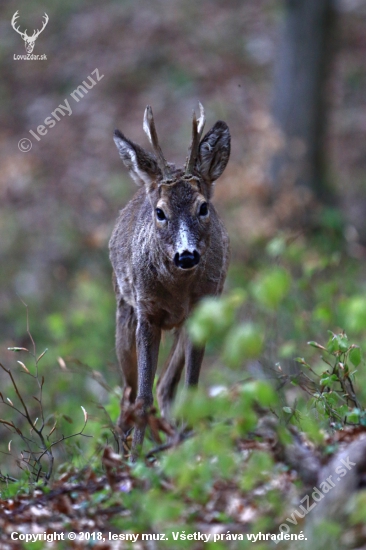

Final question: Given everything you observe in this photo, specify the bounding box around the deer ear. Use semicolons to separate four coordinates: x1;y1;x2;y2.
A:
198;121;231;184
113;129;162;187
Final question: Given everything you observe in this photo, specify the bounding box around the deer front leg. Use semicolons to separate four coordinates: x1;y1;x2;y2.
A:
115;297;137;438
157;328;185;420
185;338;205;387
181;339;205;436
131;317;161;460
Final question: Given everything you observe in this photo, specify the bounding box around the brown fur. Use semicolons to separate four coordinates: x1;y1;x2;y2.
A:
109;106;231;457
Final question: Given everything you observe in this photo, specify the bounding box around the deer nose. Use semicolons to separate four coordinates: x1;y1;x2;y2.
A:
174;250;200;269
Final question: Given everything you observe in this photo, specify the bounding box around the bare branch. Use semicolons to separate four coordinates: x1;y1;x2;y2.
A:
0;362;33;423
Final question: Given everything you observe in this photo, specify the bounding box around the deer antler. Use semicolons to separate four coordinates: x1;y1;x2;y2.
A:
32;13;49;39
11;11;27;39
143;106;171;178
185;102;205;174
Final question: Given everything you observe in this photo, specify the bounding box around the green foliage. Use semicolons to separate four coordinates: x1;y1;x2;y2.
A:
251;266;292;310
240;451;274;491
223;323;263;367
2;225;366;542
0;474;32;499
343;295;366;333
143;489;185;524
44;276;115;369
187;289;246;347
301;332;365;428
349;492;366;525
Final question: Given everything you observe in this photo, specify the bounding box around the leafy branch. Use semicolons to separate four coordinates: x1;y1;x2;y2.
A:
293;331;364;427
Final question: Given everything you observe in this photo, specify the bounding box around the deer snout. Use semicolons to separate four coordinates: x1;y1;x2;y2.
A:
174;250;200;270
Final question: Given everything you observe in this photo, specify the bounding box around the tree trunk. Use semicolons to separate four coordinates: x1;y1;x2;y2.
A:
270;0;338;202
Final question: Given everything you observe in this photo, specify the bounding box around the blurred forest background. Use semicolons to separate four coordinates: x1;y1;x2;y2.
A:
1;0;366;445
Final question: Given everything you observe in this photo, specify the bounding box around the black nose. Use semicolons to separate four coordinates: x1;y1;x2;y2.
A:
174;250;200;269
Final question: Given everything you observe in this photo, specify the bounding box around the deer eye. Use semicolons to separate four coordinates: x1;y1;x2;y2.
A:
199;202;209;217
156;208;166;221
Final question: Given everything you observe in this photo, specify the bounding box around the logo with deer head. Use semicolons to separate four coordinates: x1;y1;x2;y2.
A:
11;11;49;54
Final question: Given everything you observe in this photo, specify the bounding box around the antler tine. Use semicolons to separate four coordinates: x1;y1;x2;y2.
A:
185;102;206;174
11;11;26;38
11;10;19;26
143;106;171;178
196;101;206;137
33;13;49;39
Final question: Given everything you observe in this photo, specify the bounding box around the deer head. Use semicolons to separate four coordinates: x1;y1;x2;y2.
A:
11;11;49;54
113;104;230;271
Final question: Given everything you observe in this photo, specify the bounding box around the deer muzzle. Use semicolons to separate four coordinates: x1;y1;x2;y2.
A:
174;250;200;270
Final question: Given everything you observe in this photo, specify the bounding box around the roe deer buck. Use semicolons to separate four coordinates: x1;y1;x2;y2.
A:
109;104;230;457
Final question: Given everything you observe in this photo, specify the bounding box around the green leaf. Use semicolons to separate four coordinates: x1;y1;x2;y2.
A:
338;404;349;417
239;380;278;407
251;267;292;310
187;290;246;346
349;347;362;367
347;408;361;424
223;323;263;367
327;334;338;354
336;334;349;353
323;392;338;406
344;296;366;333
173;388;213;424
300;415;326;444
255;381;278;406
